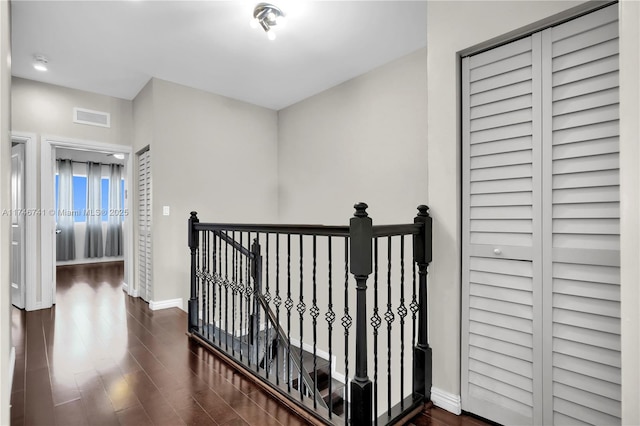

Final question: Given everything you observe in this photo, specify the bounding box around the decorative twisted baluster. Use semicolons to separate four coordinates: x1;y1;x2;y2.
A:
371;237;381;420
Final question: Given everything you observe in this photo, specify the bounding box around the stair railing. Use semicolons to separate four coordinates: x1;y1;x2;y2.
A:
188;203;433;425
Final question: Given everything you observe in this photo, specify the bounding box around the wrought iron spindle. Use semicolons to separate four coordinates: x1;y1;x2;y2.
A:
286;234;293;392
224;232;230;352
311;236;319;408
232;231;237;357
264;234;271;379
297;235;305;400
326;236;335;419
203;230;208;340
211;231;217;344
372;237;381;420
275;234;281;386
254;234;261;371
385;236;394;415
398;235;408;408
239;232;244;362
341;236;351;424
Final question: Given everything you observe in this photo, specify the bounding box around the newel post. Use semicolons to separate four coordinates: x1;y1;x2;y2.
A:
413;205;433;401
188;211;200;332
349;202;373;425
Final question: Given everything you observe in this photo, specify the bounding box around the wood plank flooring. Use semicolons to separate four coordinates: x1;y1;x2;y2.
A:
10;262;490;426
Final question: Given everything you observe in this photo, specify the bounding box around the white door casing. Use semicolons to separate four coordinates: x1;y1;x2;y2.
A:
11;143;26;309
40;137;134;308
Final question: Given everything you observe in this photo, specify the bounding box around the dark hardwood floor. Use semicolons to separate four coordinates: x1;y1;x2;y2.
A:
10;262;488;426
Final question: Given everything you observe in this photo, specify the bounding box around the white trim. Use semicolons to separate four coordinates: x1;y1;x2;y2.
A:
11;132;38;311
8;347;15;394
122;282;138;297
57;257;124;266
149;298;183;311
41;136;134;309
431;387;462;415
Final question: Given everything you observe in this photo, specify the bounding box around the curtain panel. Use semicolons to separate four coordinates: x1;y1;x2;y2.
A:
84;162;104;258
105;164;123;256
56;159;76;261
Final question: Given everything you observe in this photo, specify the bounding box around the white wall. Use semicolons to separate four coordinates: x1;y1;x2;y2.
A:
278;48;428;225
10;77;133;307
426;1;640;423
0;1;10;423
133;78;279;306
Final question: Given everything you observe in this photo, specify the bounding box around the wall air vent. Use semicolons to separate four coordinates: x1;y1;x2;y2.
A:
73;107;111;128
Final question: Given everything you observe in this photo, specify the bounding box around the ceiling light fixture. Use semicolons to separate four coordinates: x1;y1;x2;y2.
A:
251;3;284;40
33;55;48;72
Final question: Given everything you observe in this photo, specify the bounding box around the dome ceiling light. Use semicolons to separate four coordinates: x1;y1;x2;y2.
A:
250;2;285;41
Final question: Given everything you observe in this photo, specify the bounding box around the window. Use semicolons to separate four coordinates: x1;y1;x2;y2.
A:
54;174;124;223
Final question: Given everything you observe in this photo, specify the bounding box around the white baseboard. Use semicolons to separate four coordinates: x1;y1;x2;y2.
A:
149;298;183;311
9;346;15;394
122;282;138;297
431;387;462;415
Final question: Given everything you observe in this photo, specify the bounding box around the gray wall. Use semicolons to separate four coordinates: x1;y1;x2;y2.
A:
133;78;279;306
278;47;428;225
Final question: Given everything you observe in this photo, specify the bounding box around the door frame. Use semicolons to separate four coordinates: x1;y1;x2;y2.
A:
11;132;37;310
41;136;134;307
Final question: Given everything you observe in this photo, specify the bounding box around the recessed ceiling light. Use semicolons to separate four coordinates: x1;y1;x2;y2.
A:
33;55;48;72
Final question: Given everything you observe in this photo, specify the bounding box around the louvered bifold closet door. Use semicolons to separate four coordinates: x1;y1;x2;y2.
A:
542;5;621;425
461;34;543;426
138;149;152;301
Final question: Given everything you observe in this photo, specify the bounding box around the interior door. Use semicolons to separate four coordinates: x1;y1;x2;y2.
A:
138;149;152;301
11;143;26;309
461;4;620;425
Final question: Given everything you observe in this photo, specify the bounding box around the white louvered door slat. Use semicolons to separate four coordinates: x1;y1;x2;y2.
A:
138;149;152;301
462;4;620;425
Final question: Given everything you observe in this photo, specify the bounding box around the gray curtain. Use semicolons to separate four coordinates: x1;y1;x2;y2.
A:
105;164;123;256
56;159;76;261
84;162;103;258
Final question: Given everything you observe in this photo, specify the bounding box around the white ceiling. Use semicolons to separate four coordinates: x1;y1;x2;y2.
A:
11;0;428;110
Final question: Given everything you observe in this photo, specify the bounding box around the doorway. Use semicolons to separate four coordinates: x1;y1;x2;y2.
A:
10;133;37;310
41;137;134;308
11;142;25;309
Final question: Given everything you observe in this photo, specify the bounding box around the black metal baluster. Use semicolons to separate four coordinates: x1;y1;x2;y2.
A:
398;235;408;409
275;234;281;386
211;231;216;344
372;238;381;420
246;233;252;364
232;231;237;357
311;236;319;409
297;235;305;400
203;230;208;340
286;234;293;393
264;234;271;379
341;236;351;425
253;233;261;370
385;236;394;415
326;237;335;419
218;233;223;345
411;260;418;360
224;232;230;352
239;232;245;362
